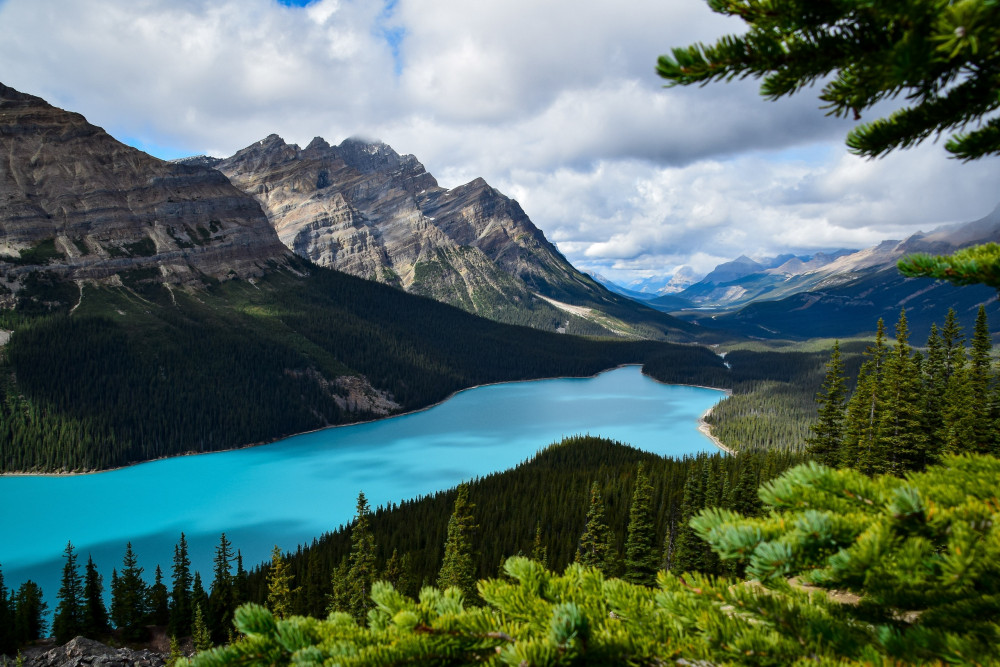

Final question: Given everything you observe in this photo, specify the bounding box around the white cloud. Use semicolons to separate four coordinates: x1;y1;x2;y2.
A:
0;0;997;285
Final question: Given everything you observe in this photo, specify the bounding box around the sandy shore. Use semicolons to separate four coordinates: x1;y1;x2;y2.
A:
698;404;736;455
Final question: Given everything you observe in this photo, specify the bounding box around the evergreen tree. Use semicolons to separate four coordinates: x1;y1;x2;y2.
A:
530;522;548;568
876;309;930;474
842;319;889;474
53;541;85;644
303;548;327;619
657;0;1000;163
922;323;948;446
0;564;14;656
671;458;706;574
192;572;209;625
437;483;479;602
726;455;762;518
111;542;148;641
148;565;170;626
13;581;47;645
191;604;213;652
346;491;378;619
81;555;110;640
266;546;294;620
233;551;247;608
326;557;350;615
184;456;1000;667
167;636;183;667
623;463;658;586
209;533;235;642
967;305;995;454
574;482;615;572
805;341;848;466
169;533;193;638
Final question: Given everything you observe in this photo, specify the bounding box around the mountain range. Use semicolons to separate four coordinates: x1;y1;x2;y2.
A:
0;82;717;472
177;136;702;341
630;216;1000;340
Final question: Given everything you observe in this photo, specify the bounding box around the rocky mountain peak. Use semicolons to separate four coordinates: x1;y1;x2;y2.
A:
304;136;331;152
0;82;291;304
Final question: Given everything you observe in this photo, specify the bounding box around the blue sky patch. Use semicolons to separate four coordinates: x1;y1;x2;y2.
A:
121;136;194;162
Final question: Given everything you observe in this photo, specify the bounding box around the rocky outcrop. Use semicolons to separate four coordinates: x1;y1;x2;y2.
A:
205;135;620;331
0;83;292;298
11;637;166;667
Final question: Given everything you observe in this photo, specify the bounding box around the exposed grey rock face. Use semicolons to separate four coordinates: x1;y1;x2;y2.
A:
207;134;611;330
0;82;291;296
13;637;166;667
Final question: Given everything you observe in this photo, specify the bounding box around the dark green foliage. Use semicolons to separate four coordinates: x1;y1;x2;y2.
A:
842;320;890;474
814;308;998;474
81;555;110;640
436;483;478;602
184;455;1000;667
111;542;148;642
170;533;193;638
266;547;294;620
53;541;84;644
12;581;47;645
239;437;803;615
670;459;707;575
574;482;614;573
148;565;170;627
192;572;209;628
876;310;930;473
0;262;727;473
209;534;236;642
0;565;12;656
805;341;847;466
122;237;158;258
658;1;1000;161
622;463;658;586
345;493;376;621
658;0;1000;305
13;239;63;266
301;548;326;619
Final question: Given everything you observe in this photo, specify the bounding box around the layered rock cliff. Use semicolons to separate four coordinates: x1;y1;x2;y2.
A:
0;83;291;303
207;135;690;337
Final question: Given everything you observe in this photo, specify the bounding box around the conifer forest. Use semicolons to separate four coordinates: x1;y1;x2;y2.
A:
4;0;1000;663
3;303;999;665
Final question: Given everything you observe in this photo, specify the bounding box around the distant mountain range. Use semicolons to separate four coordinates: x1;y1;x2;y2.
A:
600;215;1000;340
0;81;717;472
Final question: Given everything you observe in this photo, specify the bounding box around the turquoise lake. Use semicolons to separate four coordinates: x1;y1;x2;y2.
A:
0;365;724;608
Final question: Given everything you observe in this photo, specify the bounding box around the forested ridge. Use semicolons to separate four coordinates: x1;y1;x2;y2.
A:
0;258;728;473
0;436;805;657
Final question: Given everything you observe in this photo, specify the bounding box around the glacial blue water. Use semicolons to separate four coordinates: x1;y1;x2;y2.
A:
0;365;724;613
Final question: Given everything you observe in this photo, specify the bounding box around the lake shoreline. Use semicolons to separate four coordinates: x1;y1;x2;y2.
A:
2;363;731;478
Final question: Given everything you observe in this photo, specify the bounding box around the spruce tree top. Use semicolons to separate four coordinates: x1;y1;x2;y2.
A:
658;1;1000;293
657;0;1000;160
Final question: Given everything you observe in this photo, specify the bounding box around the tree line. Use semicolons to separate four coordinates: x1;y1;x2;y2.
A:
807;306;999;475
0;260;728;473
0;436;804;657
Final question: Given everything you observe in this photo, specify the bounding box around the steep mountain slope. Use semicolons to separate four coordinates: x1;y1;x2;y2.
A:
201;136;706;341
0;83;721;472
0;83;290;305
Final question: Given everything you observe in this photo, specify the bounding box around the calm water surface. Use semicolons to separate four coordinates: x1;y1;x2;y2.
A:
0;365;723;606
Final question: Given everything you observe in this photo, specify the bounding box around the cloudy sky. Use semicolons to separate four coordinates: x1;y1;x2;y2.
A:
2;0;998;283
